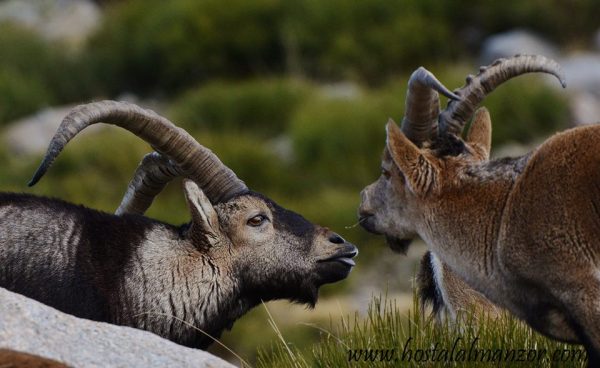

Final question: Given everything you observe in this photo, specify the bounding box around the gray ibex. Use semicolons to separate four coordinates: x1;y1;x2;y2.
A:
359;54;600;363
0;101;358;349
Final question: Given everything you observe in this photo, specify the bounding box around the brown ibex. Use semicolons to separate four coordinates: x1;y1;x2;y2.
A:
359;54;600;363
0;101;358;349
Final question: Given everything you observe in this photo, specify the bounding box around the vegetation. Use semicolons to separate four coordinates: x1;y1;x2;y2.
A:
258;293;587;367
169;78;310;136
0;24;95;124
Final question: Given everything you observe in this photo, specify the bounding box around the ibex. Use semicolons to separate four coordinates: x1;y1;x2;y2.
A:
358;54;600;363
0;101;358;349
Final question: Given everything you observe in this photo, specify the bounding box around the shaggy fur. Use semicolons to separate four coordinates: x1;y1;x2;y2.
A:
0;185;357;349
360;108;600;365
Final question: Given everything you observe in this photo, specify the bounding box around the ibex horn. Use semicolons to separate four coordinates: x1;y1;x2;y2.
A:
28;100;248;205
401;67;461;146
438;54;566;136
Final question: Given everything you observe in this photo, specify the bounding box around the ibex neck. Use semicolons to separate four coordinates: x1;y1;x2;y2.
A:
114;231;244;349
420;154;531;288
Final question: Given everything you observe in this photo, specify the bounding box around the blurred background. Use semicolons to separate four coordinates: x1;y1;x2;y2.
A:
0;0;599;365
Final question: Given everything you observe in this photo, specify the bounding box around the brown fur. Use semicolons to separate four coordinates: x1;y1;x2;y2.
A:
0;349;68;368
360;107;600;363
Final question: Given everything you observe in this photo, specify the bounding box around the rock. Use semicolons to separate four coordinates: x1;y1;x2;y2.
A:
561;53;600;97
480;29;559;64
559;53;600;126
2;105;103;156
568;91;600;126
2;98;169;156
0;287;234;368
0;0;101;50
320;82;361;100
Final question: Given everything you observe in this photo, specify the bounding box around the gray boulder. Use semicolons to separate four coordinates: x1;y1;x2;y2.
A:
560;53;600;125
0;0;101;49
0;287;234;368
561;53;600;97
480;29;559;64
2;105;105;156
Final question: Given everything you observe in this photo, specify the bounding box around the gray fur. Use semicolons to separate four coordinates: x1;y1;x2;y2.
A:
0;186;356;349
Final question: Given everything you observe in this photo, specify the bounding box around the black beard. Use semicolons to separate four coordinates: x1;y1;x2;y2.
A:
385;236;412;254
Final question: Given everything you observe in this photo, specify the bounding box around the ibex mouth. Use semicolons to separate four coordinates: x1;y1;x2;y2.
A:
319;247;358;267
385;236;412;255
358;214;378;234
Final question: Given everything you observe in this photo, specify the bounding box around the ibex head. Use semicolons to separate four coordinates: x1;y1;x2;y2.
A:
29;101;357;307
358;55;565;254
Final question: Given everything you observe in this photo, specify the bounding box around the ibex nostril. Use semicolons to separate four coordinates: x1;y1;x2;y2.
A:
329;234;345;244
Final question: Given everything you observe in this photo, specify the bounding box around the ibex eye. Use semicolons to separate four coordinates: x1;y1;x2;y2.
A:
247;215;266;227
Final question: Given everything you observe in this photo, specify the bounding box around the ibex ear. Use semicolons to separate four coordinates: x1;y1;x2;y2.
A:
466;107;492;161
386;119;434;195
183;179;220;247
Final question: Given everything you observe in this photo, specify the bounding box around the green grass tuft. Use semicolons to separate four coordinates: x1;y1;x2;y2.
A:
257;292;587;367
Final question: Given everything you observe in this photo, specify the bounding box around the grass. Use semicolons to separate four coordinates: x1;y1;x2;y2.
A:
257;291;587;367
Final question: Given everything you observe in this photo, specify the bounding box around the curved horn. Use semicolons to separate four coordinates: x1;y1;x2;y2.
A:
28;100;248;204
116;152;182;215
439;54;566;136
401;67;461;146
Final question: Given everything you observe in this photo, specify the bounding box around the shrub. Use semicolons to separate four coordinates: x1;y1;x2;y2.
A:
284;0;456;83
479;78;569;146
169;79;311;135
0;70;51;124
448;0;600;47
289;84;411;188
88;0;286;94
87;0;462;91
0;23;95;124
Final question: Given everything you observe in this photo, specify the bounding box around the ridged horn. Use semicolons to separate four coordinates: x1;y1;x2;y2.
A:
401;67;461;146
115;152;182;215
439;54;566;136
28;100;248;204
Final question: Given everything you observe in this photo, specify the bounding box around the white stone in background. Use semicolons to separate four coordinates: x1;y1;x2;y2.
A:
0;0;101;49
559;53;600;126
2;105;103;156
480;29;559;65
320;82;361;100
560;53;600;97
569;91;600;126
0;287;234;368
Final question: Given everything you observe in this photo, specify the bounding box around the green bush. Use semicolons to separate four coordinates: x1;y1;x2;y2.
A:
289;85;409;188
86;0;600;92
86;0;461;91
448;0;600;46
0;70;52;124
88;0;286;94
169;79;311;135
283;0;456;83
0;23;96;124
479;78;569;146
